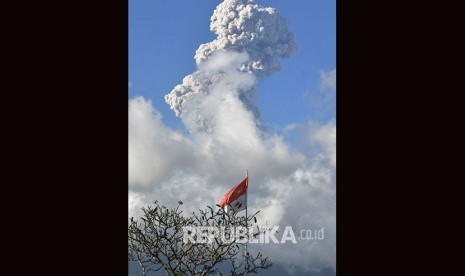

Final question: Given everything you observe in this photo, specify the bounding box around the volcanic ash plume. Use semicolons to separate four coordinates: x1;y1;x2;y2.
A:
164;0;296;132
131;1;336;270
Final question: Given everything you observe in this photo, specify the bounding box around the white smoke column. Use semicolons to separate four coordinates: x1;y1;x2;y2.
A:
164;0;296;132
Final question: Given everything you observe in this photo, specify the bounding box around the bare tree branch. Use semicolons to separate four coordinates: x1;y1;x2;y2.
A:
128;201;271;275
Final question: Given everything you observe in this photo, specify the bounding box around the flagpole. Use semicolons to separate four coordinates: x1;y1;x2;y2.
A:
245;169;248;276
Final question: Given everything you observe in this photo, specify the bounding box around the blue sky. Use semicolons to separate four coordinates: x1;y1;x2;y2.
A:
129;0;335;132
129;0;335;275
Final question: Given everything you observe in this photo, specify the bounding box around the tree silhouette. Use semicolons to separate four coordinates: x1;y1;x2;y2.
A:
128;201;271;276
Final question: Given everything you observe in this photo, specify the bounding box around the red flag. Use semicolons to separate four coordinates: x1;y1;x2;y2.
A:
219;177;248;213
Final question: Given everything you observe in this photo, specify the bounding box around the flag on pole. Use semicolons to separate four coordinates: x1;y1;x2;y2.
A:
219;176;248;213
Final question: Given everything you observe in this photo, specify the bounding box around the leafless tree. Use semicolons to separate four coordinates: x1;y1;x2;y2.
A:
128;201;271;276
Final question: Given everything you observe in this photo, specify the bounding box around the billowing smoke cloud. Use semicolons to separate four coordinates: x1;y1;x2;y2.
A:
195;0;296;75
130;0;335;274
164;0;296;132
129;95;335;272
129;93;336;272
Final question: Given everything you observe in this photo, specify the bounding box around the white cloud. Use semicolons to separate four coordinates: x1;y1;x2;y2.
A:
310;120;336;167
128;96;335;272
320;68;336;93
129;97;195;188
301;68;336;121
